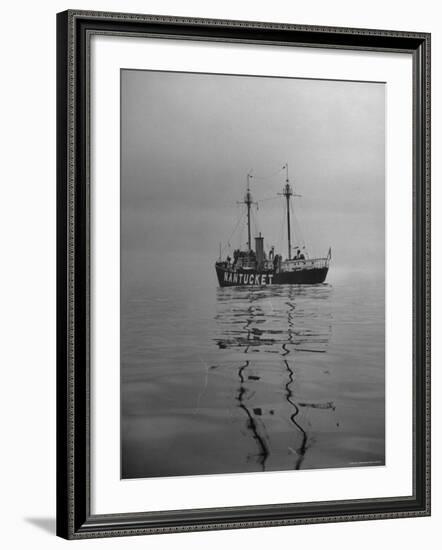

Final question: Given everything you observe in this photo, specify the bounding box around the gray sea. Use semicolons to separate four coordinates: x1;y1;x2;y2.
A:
121;274;385;479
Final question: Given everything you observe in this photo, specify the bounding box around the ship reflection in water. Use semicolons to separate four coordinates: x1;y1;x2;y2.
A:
215;284;333;472
121;279;385;479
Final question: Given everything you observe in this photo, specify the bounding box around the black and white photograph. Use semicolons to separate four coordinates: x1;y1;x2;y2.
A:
120;69;385;479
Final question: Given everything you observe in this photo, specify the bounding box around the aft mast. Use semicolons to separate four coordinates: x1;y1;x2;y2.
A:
280;163;293;260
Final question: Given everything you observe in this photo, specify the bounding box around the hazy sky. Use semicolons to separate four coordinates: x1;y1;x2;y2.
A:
121;70;385;288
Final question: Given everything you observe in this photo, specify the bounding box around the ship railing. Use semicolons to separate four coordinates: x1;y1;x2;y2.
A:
282;257;330;270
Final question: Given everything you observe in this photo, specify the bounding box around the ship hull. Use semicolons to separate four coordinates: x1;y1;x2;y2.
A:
215;264;328;287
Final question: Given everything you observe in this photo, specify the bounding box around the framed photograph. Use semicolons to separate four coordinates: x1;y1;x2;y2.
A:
56;10;430;539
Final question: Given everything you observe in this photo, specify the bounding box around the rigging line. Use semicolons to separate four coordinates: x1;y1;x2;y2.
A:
250;165;286;181
222;210;246;250
289;201;299;247
251;209;261;237
290;201;306;249
277;200;286;251
256;196;279;203
238;221;246;251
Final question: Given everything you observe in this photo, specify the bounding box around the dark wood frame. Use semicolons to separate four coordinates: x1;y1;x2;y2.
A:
56;9;431;539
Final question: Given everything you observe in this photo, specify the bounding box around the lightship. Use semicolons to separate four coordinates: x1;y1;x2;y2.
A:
215;164;331;287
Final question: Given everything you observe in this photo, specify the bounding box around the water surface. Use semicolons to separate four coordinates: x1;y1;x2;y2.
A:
121;275;385;478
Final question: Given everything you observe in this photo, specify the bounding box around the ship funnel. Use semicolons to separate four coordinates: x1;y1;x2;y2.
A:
255;233;264;268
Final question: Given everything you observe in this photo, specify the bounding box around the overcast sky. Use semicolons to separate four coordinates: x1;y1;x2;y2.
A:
121;69;385;288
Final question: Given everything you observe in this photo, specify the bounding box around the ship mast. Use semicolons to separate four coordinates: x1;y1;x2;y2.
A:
238;173;255;252
280;163;294;260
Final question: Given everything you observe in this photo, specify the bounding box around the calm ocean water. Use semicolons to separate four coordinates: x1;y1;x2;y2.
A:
121;274;385;478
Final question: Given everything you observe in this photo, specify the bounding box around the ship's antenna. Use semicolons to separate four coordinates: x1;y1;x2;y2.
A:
238;172;257;252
